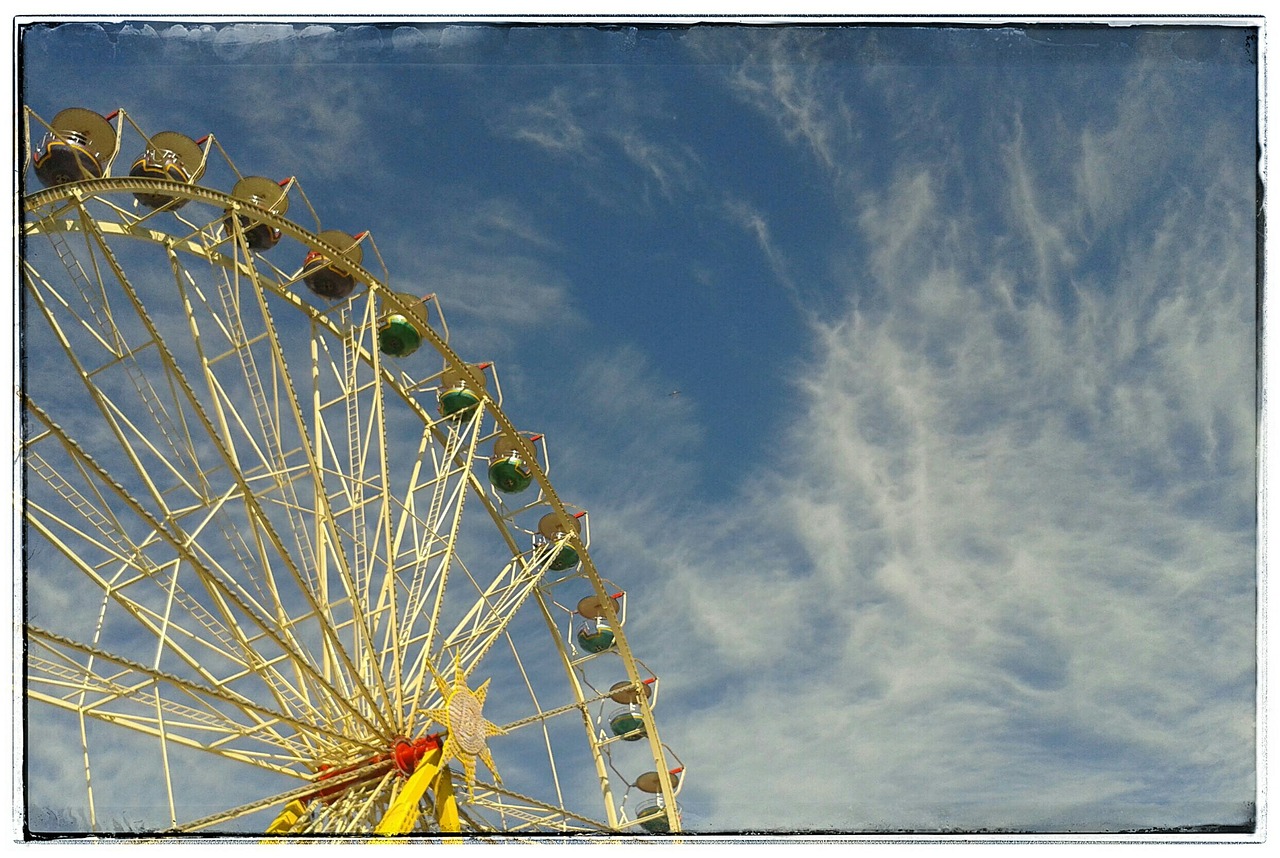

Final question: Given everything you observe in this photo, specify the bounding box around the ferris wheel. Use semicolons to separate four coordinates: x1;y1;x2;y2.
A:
18;106;685;836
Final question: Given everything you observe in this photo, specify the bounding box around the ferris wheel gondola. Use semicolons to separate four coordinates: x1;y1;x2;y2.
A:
31;107;119;187
129;130;207;209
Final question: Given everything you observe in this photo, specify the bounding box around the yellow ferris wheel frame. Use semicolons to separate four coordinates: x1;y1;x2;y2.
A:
20;107;682;837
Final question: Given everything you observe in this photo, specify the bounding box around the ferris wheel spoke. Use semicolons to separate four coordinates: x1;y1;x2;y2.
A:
196;279;413;724
457;779;612;832
30;205;130;352
314;299;406;714
21;257;130;364
24;508;254;687
26;627;354;771
495;690;610;736
179;767;398;834
178;262;322;596
363;409;491;717
25;399;389;743
23;279;196;528
436;548;559;683
491;613;574;813
298;770;402;834
59;205;209;455
234;249;325;568
23;516;360;754
385;425;446;643
228;279;393;720
85;229;395;736
22;447;341;733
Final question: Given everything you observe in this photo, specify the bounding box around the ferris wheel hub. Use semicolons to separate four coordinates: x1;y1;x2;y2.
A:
305;733;445;804
448;693;488;756
392;734;444;776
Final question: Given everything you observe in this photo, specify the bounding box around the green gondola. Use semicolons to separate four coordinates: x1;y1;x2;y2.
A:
549;545;579;570
609;707;646;740
539;511;581;569
577;620;614;653
637;803;671;834
437;364;486;419
488;435;533;493
378;313;422;357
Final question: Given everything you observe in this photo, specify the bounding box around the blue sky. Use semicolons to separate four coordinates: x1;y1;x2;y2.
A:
15;16;1260;835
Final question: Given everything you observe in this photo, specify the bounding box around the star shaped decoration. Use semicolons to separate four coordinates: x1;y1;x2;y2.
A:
424;664;505;796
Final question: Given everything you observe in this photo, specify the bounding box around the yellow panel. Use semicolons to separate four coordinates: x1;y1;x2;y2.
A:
375;748;443;835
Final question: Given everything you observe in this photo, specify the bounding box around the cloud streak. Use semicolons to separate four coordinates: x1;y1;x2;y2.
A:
588;29;1258;832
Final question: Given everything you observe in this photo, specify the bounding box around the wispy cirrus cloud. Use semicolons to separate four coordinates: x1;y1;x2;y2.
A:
568;33;1256;832
498;80;702;207
612;129;701;202
685;27;860;178
721;196;804;310
383;193;580;357
628;181;1253;831
506;87;591;155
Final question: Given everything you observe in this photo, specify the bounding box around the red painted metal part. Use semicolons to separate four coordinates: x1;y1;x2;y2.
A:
303;733;444;805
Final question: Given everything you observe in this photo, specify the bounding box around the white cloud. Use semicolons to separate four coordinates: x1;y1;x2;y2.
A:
499;80;702;210
686;27;857;178
722;196;805;311
505;87;591;155
565;52;1256;831
383;193;580;357
636;235;1254;830
609;128;702;203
